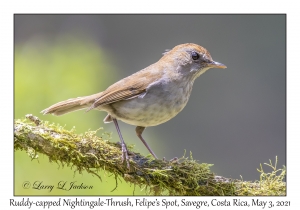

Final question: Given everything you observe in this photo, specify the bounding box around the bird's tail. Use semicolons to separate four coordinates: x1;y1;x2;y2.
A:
41;92;103;116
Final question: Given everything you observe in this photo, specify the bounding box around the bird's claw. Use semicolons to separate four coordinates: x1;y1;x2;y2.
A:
121;142;130;168
169;157;179;163
163;157;179;163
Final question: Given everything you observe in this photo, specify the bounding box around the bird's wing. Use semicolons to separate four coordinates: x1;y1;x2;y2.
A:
93;80;147;106
86;69;162;111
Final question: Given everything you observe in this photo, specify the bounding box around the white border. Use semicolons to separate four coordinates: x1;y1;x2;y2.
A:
2;0;299;209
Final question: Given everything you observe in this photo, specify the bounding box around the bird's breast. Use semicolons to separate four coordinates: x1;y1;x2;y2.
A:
104;79;193;127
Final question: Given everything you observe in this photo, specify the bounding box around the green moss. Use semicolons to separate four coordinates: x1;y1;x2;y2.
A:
14;115;286;196
235;157;286;196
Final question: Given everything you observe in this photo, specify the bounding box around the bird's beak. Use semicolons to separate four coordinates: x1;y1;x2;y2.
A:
208;61;227;69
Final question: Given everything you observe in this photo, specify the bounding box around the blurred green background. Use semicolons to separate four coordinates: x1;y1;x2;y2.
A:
14;15;286;195
14;35;149;195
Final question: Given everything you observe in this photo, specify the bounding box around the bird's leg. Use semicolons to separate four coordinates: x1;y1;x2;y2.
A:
135;126;158;159
112;118;130;168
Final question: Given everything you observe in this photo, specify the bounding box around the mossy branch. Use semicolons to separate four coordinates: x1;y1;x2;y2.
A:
14;114;286;196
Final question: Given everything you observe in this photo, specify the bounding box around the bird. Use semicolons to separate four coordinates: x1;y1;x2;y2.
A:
41;43;226;168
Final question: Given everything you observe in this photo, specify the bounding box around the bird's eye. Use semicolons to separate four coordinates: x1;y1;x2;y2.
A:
191;51;200;60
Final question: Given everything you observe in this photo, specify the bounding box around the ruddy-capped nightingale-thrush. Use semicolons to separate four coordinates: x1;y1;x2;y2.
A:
41;43;226;168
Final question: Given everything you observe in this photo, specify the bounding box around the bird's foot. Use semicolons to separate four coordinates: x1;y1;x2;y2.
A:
117;142;130;168
169;157;179;162
163;157;179;163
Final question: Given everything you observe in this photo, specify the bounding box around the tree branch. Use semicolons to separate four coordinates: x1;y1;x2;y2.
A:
14;114;286;195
